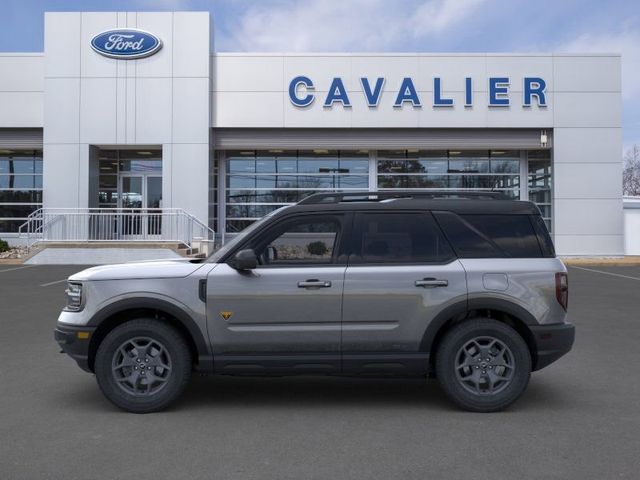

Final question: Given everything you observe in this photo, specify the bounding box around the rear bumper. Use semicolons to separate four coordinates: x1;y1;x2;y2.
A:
54;324;96;373
530;322;575;371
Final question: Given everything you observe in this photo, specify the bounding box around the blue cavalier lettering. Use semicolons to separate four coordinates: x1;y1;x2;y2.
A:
360;77;385;107
394;78;422;107
523;77;547;107
288;75;548;108
289;76;315;107
324;78;351;107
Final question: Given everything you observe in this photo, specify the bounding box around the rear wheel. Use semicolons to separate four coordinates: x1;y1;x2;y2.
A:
95;319;191;413
435;318;531;412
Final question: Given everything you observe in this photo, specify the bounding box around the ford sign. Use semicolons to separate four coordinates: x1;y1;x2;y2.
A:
90;29;162;59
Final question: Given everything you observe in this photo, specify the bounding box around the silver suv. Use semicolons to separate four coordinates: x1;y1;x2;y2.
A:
55;191;574;413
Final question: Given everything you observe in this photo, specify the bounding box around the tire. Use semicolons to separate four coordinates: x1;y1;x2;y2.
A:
95;319;192;413
435;318;531;412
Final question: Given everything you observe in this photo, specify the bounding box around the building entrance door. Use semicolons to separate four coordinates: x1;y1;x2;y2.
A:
119;175;162;239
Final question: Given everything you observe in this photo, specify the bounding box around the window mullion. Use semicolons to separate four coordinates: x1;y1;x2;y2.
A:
520;150;528;201
369;150;377;192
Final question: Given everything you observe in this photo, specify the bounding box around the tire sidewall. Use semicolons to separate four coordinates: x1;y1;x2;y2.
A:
95;320;191;413
436;319;531;412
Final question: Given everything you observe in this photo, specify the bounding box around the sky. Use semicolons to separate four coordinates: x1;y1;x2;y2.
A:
2;0;640;152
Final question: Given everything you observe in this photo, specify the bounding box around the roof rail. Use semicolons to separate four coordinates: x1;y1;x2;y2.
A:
298;190;509;205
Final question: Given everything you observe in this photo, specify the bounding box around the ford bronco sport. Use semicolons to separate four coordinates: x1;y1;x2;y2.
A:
55;191;574;413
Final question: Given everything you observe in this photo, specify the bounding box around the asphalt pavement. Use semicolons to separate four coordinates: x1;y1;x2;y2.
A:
0;264;639;480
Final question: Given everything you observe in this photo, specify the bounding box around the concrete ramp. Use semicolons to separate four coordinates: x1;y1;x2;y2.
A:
25;247;182;265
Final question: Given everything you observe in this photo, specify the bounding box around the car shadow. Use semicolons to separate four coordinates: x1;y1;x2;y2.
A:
51;374;573;414
179;375;451;410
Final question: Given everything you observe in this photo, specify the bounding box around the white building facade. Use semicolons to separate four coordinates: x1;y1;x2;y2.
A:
0;11;624;255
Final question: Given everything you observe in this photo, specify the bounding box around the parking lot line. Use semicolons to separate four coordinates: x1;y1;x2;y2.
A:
40;278;68;287
571;265;640;281
0;265;35;273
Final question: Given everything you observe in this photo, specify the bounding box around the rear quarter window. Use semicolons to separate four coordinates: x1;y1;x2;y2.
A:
530;214;556;257
434;212;548;258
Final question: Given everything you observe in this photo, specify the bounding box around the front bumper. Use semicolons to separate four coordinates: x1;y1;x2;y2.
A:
54;324;96;373
530;322;575;371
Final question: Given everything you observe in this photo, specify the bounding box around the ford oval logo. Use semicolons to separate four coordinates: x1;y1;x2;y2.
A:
90;29;162;59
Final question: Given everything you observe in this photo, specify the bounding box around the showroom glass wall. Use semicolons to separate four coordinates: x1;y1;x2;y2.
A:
222;150;370;232
97;150;162;210
0;150;43;233
218;149;552;236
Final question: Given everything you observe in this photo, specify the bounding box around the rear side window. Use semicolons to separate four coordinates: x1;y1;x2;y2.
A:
434;212;545;258
433;212;500;258
351;212;455;264
531;215;556;257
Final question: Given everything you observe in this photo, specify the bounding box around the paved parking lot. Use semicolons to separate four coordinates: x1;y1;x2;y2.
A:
1;264;639;479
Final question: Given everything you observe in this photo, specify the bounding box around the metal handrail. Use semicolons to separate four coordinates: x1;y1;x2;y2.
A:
18;208;215;249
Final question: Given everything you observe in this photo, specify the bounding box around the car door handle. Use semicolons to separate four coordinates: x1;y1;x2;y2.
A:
298;279;332;288
415;278;448;288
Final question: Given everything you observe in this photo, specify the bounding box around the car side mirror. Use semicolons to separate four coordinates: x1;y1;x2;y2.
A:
233;249;257;270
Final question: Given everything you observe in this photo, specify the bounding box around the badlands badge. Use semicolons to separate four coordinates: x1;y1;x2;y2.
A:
219;311;233;321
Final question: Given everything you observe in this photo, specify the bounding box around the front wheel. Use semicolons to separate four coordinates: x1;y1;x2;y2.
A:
435;318;531;412
95;319;192;413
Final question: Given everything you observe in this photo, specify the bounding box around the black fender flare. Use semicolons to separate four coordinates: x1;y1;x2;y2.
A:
420;300;468;353
87;297;213;372
467;297;538;325
420;297;537;353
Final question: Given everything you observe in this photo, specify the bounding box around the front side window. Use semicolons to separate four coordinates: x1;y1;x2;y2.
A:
352;212;454;264
252;215;342;266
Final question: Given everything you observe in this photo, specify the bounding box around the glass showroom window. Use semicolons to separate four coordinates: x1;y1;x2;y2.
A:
377;150;521;198
98;150;162;209
225;150;369;232
0;150;43;233
527;150;553;232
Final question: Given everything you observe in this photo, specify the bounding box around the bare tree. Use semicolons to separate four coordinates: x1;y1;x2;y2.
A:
623;145;640;196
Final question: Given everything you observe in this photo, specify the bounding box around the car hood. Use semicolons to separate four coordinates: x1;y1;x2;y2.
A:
68;258;207;281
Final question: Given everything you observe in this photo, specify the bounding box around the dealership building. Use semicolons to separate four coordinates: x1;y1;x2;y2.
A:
0;11;624;256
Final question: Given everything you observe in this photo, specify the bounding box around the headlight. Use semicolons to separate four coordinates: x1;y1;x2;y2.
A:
64;282;83;312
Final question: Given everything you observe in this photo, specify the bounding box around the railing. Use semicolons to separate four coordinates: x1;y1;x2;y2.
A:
18;208;215;250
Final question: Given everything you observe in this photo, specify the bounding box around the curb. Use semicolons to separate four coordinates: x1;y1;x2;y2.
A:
561;257;640;266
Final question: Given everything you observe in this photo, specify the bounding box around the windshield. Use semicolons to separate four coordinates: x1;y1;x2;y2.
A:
207;206;291;263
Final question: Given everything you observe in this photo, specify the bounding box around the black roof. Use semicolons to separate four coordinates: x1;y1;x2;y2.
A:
282;191;541;215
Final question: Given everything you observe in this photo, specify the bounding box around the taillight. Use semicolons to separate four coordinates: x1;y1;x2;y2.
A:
555;272;568;311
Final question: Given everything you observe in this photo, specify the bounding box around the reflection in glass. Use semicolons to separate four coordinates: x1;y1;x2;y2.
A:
0;206;39;217
378;174;519;190
120;160;162;173
121;177;143;209
527;151;552;232
0;190;42;203
227;219;259;233
98;150;163;211
0;150;43;232
146;177;162;209
222;148;553;236
225;150;369;233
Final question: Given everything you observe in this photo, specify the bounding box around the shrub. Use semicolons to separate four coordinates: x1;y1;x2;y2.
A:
307;241;328;256
0;239;9;253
